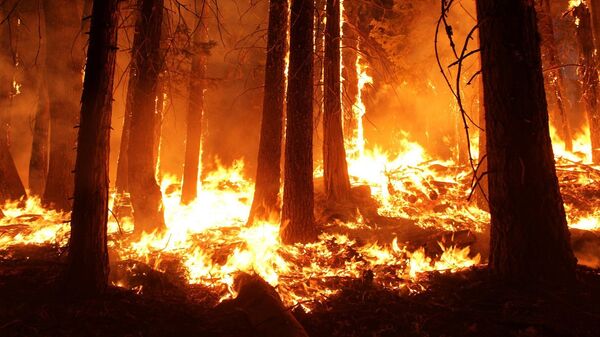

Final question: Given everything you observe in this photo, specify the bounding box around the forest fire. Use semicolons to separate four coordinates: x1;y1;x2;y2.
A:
1;0;600;336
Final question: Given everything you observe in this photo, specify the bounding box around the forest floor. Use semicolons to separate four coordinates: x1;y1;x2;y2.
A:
1;244;599;337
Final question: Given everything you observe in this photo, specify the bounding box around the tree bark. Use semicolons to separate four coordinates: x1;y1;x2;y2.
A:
281;0;317;244
573;4;600;163
127;0;166;234
323;0;352;210
29;78;50;197
181;10;209;205
63;0;119;297
536;0;572;151
115;77;133;193
475;77;488;211
341;3;359;141
247;0;288;224
0;2;26;202
476;0;576;282
42;0;85;211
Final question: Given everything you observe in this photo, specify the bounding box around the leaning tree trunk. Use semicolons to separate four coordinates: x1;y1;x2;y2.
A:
42;0;85;211
476;0;576;282
536;0;572;151
115;77;134;193
247;0;288;224
127;0;166;234
63;0;119;297
0;3;26;202
573;4;600;164
281;0;317;244
28;78;50;197
323;0;352;212
181;10;209;205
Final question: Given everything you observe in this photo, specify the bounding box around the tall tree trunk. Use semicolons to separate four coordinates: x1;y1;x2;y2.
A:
181;12;209;205
475;77;488;211
42;0;85;211
115;77;133;193
476;0;576;282
63;0;119;297
28;78;50;197
247;0;288;224
588;0;600;46
0;2;26;202
341;3;359;141
573;4;600;163
127;0;166;234
281;0;316;244
536;0;572;151
323;0;352;212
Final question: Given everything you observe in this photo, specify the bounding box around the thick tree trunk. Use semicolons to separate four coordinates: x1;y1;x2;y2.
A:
476;0;576;282
536;0;572;151
181;13;209;205
115;78;133;193
573;4;600;163
127;0;166;234
29;78;50;197
589;0;600;46
0;3;26;202
323;0;352;211
42;0;85;211
247;0;288;224
281;0;316;244
63;0;119;297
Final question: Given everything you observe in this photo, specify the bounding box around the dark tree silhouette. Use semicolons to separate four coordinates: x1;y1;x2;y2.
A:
536;0;572;151
323;0;352;215
573;4;600;163
181;7;209;205
281;0;317;244
247;0;288;224
476;0;576;282
28;79;50;197
127;0;166;234
63;0;119;296
42;0;85;211
0;4;26;202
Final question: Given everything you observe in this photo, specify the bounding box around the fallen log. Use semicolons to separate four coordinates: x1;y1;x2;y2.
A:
219;272;308;337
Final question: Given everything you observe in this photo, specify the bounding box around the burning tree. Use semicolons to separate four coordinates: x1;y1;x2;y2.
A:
477;0;577;281
281;0;317;244
247;0;289;225
63;0;119;296
181;3;211;205
127;0;166;234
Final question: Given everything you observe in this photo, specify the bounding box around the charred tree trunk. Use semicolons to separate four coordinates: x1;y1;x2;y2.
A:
28;78;50;197
341;3;359;141
476;0;576;282
574;4;600;163
0;4;26;202
536;0;573;151
281;0;316;244
115;77;133;193
323;0;352;212
475;77;488;211
247;0;288;224
63;0;119;297
180;15;209;205
42;0;85;211
127;0;166;234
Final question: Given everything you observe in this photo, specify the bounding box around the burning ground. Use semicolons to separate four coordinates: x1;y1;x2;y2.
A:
1;139;600;336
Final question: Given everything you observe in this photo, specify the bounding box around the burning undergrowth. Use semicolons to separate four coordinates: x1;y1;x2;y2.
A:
1;137;599;310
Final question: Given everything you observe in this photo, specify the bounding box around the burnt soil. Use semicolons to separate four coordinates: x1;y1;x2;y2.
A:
1;245;599;337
